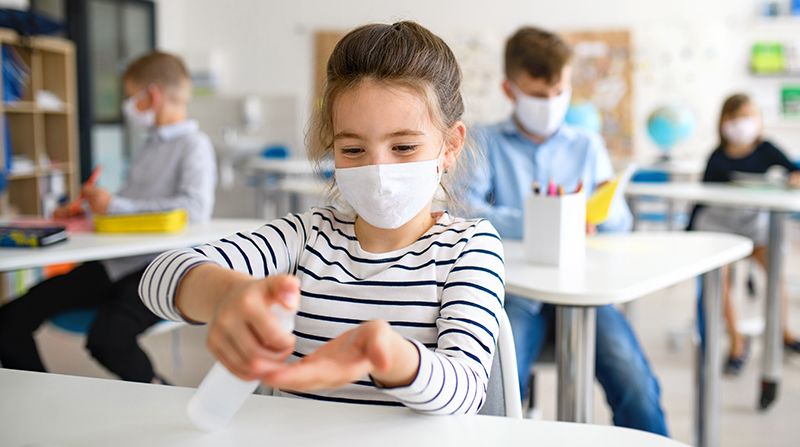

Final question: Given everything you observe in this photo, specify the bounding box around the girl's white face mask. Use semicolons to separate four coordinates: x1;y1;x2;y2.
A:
512;83;571;137
722;117;760;147
122;93;156;128
335;147;444;229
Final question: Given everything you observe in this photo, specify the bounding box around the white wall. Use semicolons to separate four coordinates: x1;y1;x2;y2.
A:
155;0;789;162
4;0;792;160
0;0;28;8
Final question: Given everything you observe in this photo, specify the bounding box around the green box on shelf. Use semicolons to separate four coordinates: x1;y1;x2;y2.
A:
783;85;800;116
752;42;785;74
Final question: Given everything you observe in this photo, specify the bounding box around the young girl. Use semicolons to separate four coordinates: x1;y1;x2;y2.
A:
689;93;800;375
139;21;505;414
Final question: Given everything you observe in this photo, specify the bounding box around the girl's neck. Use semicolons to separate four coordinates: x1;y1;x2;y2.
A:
354;206;436;253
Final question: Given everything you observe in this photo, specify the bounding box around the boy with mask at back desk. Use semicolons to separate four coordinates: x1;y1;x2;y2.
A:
466;26;668;435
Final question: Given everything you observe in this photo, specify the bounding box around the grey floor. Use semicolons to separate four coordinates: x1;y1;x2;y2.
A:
33;231;800;447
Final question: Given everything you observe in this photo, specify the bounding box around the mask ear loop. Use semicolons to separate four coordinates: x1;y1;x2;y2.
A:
437;140;448;176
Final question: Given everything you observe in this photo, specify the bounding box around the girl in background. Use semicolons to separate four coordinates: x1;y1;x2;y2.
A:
689;93;800;375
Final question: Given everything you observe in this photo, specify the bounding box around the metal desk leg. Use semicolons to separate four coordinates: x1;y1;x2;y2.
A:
666;200;676;231
274;190;290;217
289;191;301;215
760;211;786;410
696;268;722;447
630;197;640;231
556;306;596;423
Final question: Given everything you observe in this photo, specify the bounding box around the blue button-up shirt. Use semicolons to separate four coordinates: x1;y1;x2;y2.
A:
466;119;632;240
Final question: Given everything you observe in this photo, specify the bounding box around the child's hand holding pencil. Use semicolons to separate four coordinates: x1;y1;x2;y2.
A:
53;166;104;218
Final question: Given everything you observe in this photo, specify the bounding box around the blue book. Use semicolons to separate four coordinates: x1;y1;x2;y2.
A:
0;224;67;247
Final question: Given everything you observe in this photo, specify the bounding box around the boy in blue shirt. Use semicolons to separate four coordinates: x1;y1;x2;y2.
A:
467;27;667;434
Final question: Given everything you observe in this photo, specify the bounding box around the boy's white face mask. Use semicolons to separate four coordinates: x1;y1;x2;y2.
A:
335;146;445;229
122;93;156;128
722;117;760;147
512;84;571;137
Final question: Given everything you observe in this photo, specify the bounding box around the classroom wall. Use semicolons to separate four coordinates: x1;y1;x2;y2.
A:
154;0;795;162
2;0;792;161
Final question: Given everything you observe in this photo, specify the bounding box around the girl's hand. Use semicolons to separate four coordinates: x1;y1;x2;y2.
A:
208;274;300;381
263;320;420;392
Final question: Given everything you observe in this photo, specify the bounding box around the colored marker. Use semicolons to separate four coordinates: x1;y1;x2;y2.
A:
574;180;583;194
547;178;557;196
557;186;564;196
531;181;541;195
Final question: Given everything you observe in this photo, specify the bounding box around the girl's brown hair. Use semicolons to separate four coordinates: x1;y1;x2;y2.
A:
718;93;760;147
308;21;475;210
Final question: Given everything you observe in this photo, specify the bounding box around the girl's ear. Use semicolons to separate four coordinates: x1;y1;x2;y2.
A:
443;121;466;172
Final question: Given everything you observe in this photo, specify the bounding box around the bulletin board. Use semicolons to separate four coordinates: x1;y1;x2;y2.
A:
562;30;634;158
312;29;634;158
313;31;346;102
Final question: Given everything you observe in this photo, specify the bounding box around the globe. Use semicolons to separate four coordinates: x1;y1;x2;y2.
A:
646;105;695;155
565;102;602;134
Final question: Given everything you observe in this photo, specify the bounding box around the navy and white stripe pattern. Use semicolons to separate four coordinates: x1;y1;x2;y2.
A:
139;207;505;415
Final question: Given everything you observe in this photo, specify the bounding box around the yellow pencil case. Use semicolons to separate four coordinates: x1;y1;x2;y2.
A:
94;209;188;233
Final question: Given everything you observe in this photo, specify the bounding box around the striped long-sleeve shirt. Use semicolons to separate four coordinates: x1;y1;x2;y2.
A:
139;206;505;415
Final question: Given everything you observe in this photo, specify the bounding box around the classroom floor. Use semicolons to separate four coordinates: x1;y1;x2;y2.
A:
34;226;800;446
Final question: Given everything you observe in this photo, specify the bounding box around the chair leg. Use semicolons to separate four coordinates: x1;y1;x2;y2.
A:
525;371;539;419
171;330;182;380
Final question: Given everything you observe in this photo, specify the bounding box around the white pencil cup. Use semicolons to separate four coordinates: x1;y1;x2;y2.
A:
523;191;586;269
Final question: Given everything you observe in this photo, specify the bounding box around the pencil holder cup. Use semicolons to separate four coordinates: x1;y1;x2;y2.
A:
523;191;586;268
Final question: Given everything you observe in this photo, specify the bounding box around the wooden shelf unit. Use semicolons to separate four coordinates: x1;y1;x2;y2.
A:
0;28;78;217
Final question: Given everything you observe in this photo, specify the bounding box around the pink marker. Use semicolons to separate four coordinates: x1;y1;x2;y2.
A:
547;178;557;196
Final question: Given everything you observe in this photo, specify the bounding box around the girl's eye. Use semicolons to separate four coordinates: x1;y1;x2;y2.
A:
393;145;418;153
340;147;364;155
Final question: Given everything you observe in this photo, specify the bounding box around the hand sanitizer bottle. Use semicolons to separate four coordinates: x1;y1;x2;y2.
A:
187;304;295;431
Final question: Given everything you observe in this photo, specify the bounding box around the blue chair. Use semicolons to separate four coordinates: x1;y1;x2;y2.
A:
630;168;688;229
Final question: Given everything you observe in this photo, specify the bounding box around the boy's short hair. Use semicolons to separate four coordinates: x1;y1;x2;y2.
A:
504;27;573;84
123;51;190;95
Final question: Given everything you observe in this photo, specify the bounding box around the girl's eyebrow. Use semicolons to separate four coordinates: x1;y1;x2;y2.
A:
333;129;426;141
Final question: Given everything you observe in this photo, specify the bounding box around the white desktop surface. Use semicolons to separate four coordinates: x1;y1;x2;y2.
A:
626;182;800;212
245;157;329;175
0;369;688;447
0;219;266;271
504;232;752;306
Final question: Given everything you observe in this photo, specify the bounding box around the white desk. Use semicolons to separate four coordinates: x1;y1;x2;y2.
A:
626;182;800;412
0;219;266;271
630;157;706;178
244;157;326;176
0;369;689;447
244;157;331;217
504;232;752;447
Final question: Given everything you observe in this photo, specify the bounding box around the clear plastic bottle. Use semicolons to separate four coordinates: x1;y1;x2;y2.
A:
187;304;296;431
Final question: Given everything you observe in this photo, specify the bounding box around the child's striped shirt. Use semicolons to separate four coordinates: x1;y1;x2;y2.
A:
139;207;505;415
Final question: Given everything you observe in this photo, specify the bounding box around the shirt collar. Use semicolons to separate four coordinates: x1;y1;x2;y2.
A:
153;120;199;141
